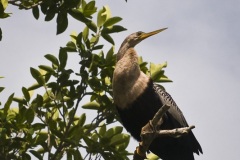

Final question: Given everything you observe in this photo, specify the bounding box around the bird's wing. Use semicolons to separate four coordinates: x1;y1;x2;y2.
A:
153;83;189;127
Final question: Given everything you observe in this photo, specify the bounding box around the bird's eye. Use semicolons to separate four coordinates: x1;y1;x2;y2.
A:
137;31;143;36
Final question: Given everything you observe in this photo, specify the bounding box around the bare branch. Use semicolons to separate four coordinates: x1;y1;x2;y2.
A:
157;125;195;138
133;104;196;160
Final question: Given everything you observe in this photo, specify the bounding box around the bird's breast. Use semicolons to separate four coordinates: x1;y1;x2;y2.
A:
113;71;150;109
115;79;162;141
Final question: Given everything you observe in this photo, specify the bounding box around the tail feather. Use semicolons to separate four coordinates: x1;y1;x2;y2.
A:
149;135;201;160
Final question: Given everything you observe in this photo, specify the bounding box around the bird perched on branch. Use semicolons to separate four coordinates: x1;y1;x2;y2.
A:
112;28;202;160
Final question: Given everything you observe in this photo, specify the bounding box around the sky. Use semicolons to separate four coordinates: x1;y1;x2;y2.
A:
1;0;240;159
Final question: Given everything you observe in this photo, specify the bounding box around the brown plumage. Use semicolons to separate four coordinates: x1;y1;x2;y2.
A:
112;28;202;160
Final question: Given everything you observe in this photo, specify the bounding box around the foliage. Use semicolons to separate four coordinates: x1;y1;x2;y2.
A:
0;0;127;40
0;0;171;159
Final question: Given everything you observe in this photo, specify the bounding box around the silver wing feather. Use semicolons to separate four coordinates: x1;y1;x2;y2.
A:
153;83;189;127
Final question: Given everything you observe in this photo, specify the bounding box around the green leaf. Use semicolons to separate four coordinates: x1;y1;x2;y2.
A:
67;152;73;160
30;67;45;85
35;131;48;144
103;17;122;27
101;33;114;45
32;6;39;20
37;147;45;154
0;12;10;19
57;12;68;34
89;36;98;47
139;62;148;74
83;1;97;17
104;126;123;139
44;54;59;67
32;123;46;131
102;5;111;18
26;108;34;123
78;113;86;127
45;6;56;21
39;65;55;73
1;0;8;10
28;83;41;91
65;41;77;52
70;31;77;43
158;75;172;83
6;107;18;121
68;9;88;23
92;45;103;50
82;26;89;42
13;97;26;104
104;77;111;85
150;62;166;81
76;32;83;46
90;55;99;67
88;77;101;91
115;140;129;151
82;136;93;147
4;93;14;115
52;109;59;121
98;124;106;137
106;46;114;62
97;6;111;27
0;87;4;93
82;101;100;110
86;21;97;33
57;70;73;85
73;150;82;160
147;153;159;160
40;3;47;14
97;8;105;27
102;25;127;34
110;134;130;146
81;0;87;8
59;48;68;70
22;153;31;160
29;150;43;160
22;87;30;102
35;94;44;107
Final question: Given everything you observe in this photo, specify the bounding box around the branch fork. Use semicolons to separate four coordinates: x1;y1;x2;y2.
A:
133;104;195;160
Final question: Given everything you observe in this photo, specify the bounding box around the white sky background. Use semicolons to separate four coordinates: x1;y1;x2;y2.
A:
1;0;240;159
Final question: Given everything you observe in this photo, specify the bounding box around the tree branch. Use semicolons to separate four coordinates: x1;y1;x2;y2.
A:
8;0;43;10
133;104;195;160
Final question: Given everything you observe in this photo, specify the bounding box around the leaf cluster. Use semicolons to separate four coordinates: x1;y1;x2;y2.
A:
0;1;131;159
0;0;127;40
0;0;9;19
0;0;171;159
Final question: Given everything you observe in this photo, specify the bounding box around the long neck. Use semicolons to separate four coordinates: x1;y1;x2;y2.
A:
114;47;140;87
113;47;150;109
116;42;130;61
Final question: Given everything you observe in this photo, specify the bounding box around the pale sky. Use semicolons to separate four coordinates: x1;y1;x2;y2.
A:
1;0;240;160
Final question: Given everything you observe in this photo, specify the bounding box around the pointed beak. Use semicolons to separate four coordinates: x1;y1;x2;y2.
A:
139;28;167;40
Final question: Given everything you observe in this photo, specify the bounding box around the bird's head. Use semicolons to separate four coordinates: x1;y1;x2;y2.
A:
117;28;167;61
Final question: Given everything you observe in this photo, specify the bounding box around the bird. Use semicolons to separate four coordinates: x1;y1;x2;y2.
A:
112;28;203;160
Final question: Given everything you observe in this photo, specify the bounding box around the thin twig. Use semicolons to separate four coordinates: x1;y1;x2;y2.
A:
8;0;43;10
51;82;87;160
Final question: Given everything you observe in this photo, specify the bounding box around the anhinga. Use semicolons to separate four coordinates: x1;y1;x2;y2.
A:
112;28;202;160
